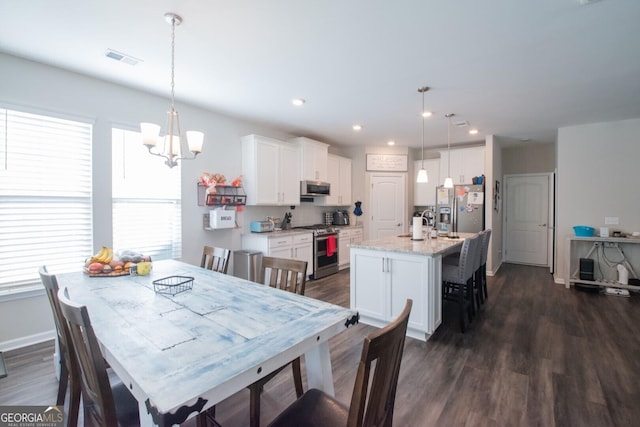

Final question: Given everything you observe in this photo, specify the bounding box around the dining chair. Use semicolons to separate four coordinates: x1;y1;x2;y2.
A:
39;266;80;427
201;245;232;274
442;235;480;333
244;256;309;427
267;299;413;427
57;288;140;427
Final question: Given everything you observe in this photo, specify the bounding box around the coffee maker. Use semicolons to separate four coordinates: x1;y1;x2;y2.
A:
332;209;350;225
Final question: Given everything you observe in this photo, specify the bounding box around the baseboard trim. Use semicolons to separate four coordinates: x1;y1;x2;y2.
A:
0;330;55;352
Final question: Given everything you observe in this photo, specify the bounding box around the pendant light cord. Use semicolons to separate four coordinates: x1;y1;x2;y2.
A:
170;16;176;112
447;115;451;177
421;90;425;169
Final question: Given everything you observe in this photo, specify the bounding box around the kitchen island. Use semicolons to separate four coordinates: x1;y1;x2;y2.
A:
350;233;473;341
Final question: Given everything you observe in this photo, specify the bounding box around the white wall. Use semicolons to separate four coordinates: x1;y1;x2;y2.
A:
502;143;555;175
0;53;329;350
556;117;640;283
484;135;503;276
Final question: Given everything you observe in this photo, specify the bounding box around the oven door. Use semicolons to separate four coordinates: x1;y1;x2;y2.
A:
313;233;339;279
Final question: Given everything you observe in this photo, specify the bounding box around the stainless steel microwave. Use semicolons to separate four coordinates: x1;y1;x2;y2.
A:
300;180;330;197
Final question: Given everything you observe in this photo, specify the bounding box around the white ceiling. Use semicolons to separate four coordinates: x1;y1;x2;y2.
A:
1;0;639;150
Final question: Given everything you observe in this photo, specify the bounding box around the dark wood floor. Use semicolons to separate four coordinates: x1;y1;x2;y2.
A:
2;263;640;426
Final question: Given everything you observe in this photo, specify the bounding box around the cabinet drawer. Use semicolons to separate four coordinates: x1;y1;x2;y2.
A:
269;236;293;248
293;233;313;245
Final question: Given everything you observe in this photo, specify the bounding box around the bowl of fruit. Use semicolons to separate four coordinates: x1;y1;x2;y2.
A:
84;247;151;276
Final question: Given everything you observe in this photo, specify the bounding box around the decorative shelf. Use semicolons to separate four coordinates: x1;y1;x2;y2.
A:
197;183;246;206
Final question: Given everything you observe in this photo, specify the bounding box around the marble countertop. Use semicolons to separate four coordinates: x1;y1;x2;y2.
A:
243;229;313;237
351;232;476;256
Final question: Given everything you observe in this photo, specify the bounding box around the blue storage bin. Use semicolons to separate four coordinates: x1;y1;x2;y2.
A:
573;226;595;237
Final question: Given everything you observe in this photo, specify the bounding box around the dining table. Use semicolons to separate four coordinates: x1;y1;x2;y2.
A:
56;259;358;426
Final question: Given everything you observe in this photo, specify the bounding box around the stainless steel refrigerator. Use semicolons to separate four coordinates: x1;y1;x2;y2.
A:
435;184;485;235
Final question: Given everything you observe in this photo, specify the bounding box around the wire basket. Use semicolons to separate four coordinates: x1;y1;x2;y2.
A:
153;276;194;296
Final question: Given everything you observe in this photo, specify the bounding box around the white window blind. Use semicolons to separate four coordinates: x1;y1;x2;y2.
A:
0;108;93;291
112;128;182;260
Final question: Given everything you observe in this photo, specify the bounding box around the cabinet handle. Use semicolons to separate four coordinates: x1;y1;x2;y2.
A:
386;258;391;273
381;258;385;272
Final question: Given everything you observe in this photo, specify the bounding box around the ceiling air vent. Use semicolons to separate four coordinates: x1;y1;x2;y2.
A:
105;49;142;66
453;120;469;128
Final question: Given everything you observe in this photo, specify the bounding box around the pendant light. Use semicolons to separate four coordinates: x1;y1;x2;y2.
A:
443;113;454;188
416;86;430;183
141;13;204;168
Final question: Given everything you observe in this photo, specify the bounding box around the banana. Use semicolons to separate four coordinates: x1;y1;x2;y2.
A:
101;247;114;264
90;246;107;263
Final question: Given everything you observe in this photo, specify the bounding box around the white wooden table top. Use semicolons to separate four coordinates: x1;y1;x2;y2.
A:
57;259;357;426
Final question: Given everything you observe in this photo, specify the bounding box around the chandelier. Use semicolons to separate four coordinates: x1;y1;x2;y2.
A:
141;12;203;168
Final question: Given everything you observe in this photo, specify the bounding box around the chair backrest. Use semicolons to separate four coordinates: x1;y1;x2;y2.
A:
453;235;481;282
40;266;81;426
479;229;492;265
39;266;71;367
347;299;412;427
260;256;308;295
58;289;119;427
201;245;231;274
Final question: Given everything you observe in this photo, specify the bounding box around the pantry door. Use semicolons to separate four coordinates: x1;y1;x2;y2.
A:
370;174;405;239
504;174;550;266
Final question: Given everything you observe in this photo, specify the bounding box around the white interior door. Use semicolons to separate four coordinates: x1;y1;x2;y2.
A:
504;174;549;266
370;174;405;239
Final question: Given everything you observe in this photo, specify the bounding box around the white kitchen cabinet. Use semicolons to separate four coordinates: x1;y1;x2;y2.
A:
338;227;363;269
439;146;485;185
242;134;300;205
350;248;442;340
413;158;440;206
292;233;313;270
291;137;329;182
241;231;313;277
316;154;352;206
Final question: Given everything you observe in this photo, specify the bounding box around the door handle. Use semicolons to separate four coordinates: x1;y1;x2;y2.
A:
539;223;547;227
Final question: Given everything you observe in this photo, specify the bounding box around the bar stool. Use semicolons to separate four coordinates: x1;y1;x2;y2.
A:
477;229;492;302
442;234;480;333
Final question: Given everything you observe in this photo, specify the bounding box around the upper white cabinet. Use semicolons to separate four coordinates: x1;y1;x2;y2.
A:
291;137;329;182
413;158;440;206
438;146;485;185
242;134;300;205
316;154;352;206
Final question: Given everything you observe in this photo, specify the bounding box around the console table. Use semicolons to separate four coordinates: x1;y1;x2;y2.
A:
565;236;640;291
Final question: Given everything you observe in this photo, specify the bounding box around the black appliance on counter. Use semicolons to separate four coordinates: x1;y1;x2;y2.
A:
295;224;339;279
332;210;350;226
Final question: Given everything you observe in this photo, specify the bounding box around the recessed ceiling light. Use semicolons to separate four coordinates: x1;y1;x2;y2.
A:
291;98;305;106
387;140;395;146
422;111;433;118
352;124;363;131
469;129;479;135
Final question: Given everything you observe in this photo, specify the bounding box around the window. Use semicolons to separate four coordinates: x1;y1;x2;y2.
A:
112;128;182;261
0;108;93;292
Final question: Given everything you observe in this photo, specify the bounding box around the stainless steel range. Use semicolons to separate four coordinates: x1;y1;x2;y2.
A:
295;224;339;279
